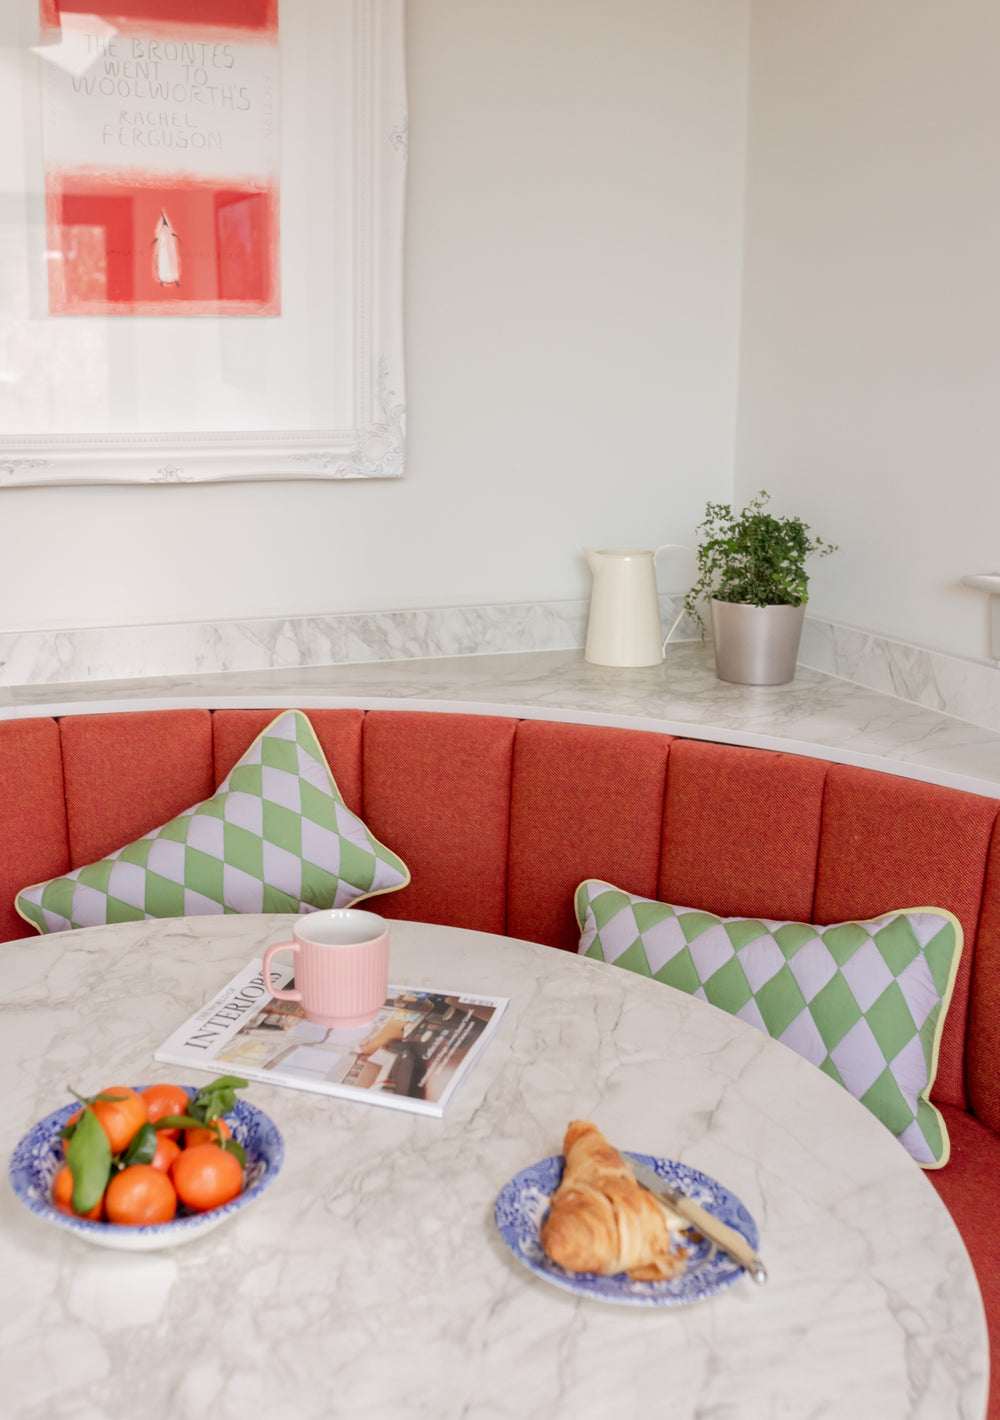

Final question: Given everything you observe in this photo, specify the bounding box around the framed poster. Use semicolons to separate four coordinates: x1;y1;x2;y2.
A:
0;0;406;484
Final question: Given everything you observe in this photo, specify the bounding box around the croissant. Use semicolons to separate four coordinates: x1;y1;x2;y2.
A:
540;1120;689;1281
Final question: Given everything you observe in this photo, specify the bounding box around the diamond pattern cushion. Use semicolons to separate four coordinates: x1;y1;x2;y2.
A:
15;710;409;933
575;880;963;1168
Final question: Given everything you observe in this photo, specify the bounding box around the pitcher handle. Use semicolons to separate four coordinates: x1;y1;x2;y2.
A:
652;544;694;656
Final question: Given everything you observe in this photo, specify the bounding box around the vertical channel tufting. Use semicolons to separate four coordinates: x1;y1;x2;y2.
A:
814;764;999;1111
59;710;215;868
658;740;830;924
507;720;671;951
0;718;70;941
361;710;518;933
960;818;1000;1132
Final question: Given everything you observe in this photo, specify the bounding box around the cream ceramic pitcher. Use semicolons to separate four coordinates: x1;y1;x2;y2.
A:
584;545;689;667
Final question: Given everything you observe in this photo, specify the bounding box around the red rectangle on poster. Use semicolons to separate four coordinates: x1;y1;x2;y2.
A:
48;173;279;315
40;0;277;38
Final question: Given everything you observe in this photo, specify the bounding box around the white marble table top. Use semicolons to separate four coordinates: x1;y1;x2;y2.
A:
3;644;1000;798
1;915;987;1420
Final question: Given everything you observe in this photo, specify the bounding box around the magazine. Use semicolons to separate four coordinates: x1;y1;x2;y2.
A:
154;959;509;1118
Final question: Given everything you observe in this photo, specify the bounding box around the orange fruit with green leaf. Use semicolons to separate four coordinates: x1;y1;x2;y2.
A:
52;1075;249;1226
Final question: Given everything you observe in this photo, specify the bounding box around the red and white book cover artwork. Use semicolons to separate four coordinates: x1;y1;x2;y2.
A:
39;0;279;315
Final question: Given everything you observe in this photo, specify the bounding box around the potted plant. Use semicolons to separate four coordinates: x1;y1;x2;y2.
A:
683;491;836;685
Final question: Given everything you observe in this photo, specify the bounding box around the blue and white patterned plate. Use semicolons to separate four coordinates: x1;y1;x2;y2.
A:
9;1087;284;1252
494;1152;758;1306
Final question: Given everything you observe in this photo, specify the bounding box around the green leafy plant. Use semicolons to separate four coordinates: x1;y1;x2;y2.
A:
683;491;836;629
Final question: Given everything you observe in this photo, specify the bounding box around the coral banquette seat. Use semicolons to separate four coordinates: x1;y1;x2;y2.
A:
2;704;999;1412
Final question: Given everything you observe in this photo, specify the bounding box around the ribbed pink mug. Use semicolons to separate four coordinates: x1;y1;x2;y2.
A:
261;909;390;1029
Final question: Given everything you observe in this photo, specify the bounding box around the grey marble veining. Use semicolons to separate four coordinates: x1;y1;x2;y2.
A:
0;599;590;686
0;915;987;1419
0;596;698;689
3;600;998;739
801;616;1000;735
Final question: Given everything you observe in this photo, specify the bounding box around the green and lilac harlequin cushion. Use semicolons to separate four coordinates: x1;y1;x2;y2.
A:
15;710;410;934
574;880;962;1168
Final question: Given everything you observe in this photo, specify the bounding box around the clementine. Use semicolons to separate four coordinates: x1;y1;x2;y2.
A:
141;1083;191;1139
52;1163;104;1220
91;1086;148;1154
150;1135;182;1174
183;1117;232;1150
172;1143;243;1213
105;1164;177;1225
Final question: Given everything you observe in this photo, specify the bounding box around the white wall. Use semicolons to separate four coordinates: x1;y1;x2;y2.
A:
736;0;1000;662
0;0;749;634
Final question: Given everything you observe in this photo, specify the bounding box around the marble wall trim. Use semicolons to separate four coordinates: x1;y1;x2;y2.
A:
800;616;1000;736
0;598;632;688
3;601;997;735
0;596;698;688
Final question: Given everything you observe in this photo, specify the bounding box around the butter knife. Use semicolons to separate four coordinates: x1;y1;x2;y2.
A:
627;1156;768;1286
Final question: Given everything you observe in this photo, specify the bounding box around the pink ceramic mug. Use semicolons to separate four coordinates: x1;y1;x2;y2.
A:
261;908;390;1029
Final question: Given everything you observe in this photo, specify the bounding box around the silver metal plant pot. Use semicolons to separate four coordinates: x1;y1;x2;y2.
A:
709;600;806;685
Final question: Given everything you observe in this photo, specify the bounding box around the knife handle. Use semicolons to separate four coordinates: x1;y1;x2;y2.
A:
670;1195;768;1285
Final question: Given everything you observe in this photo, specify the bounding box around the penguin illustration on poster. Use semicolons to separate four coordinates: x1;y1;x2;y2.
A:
153;210;181;287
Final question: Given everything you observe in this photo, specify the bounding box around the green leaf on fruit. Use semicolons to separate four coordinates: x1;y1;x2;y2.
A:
65;1105;111;1215
151;1113;204;1132
190;1076;248;1123
222;1138;247;1168
122;1122;158;1166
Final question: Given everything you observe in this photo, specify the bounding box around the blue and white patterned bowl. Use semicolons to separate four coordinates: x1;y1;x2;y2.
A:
495;1152;759;1306
8;1086;284;1252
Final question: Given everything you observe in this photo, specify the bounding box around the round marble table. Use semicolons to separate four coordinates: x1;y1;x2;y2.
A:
0;915;988;1419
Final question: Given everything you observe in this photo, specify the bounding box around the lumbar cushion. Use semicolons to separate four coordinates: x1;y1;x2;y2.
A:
16;709;409;933
575;879;962;1168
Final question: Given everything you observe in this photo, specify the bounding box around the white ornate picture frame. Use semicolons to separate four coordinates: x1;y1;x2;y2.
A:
0;0;406;486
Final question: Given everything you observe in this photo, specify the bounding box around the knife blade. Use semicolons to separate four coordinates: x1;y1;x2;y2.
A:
627;1156;768;1286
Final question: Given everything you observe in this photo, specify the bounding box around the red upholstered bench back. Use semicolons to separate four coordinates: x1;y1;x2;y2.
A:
60;710;215;866
658;739;828;923
3;707;1000;1129
0;718;70;944
506;720;671;951
360;711;518;934
813;767;999;1111
968;828;1000;1133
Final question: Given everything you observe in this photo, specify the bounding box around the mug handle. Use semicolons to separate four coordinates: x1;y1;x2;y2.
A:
262;940;302;1003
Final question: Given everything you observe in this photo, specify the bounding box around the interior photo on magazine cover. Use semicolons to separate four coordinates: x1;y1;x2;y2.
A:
211;984;498;1105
